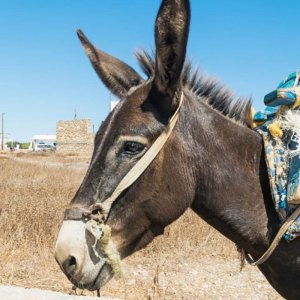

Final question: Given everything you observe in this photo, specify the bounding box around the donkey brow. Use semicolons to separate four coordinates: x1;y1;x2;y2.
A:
117;135;149;145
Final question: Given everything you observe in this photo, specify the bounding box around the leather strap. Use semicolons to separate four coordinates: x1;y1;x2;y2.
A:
100;92;184;218
63;92;184;223
64;90;299;267
244;205;300;266
64;207;86;221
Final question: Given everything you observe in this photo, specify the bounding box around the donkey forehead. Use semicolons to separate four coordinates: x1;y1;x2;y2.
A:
110;83;162;137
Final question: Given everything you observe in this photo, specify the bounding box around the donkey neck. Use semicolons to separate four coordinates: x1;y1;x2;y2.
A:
183;94;278;255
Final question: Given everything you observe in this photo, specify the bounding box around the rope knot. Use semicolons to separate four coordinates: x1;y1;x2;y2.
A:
83;203;106;223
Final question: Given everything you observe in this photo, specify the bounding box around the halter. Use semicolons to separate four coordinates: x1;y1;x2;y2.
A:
62;92;183;279
64;88;297;270
64;91;184;223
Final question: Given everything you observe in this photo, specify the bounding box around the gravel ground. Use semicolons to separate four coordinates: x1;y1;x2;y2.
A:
121;256;284;300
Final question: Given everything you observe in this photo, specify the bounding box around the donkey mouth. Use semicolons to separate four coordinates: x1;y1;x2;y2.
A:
87;262;113;291
71;262;113;291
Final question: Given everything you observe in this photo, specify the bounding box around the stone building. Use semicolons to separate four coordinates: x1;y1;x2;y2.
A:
56;119;94;155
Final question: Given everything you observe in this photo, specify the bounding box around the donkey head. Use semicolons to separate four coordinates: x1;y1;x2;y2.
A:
55;0;192;291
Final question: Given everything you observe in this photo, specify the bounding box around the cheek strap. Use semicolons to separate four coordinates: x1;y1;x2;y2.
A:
64;91;184;223
100;91;184;220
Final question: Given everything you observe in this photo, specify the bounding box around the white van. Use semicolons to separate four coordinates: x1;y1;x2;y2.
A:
34;143;55;152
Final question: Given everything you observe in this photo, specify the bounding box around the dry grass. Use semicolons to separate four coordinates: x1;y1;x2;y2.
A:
0;153;237;299
12;151;89;164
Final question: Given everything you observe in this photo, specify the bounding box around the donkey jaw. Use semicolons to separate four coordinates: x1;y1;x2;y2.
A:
79;263;113;291
54;221;114;291
68;261;113;291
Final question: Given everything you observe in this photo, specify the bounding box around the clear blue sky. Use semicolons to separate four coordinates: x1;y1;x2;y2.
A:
1;0;300;142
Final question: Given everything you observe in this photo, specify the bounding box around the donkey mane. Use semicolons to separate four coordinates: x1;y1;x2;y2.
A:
136;50;253;127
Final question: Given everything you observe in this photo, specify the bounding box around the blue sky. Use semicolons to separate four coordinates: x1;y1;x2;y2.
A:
1;0;300;141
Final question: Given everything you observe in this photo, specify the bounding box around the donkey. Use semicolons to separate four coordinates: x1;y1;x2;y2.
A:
54;0;300;298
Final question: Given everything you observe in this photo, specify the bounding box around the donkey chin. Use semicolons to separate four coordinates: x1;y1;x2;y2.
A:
54;220;114;291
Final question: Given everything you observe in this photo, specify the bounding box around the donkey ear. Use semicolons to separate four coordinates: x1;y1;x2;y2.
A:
77;30;143;98
151;0;190;117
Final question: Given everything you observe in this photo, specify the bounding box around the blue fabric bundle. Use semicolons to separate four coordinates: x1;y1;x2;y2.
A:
264;71;300;107
255;71;300;241
253;107;278;123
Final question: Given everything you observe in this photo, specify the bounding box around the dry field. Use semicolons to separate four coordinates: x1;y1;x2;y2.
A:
0;152;282;299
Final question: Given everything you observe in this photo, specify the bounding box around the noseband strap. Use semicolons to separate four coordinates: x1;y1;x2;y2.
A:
64;203;106;222
64;207;85;221
64;92;184;223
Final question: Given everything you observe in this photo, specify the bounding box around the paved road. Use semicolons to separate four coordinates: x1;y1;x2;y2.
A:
0;285;121;300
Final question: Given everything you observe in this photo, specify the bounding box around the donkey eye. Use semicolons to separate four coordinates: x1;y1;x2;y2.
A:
123;142;145;155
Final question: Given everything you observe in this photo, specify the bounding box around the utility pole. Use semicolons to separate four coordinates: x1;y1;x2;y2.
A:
74;109;77;120
1;113;5;151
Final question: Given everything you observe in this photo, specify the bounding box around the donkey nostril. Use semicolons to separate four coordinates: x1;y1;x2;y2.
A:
63;255;77;276
69;256;77;267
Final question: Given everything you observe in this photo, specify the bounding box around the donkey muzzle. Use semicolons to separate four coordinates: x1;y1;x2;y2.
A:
54;220;113;290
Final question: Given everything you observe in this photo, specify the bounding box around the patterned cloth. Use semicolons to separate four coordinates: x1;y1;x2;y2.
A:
254;71;300;241
257;117;300;240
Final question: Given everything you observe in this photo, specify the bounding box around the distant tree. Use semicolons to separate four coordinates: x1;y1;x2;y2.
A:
6;141;30;149
20;143;30;149
6;141;18;148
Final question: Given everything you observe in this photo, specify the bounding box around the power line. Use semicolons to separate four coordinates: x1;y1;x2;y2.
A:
1;113;5;151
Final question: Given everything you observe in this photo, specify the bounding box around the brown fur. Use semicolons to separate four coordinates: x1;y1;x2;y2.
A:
61;0;300;298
